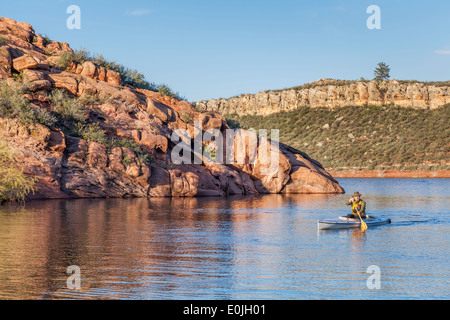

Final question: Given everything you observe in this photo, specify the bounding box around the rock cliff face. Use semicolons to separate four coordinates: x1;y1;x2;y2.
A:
195;79;450;116
0;17;344;200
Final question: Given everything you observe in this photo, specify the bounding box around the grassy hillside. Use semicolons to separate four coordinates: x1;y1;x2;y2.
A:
225;104;450;171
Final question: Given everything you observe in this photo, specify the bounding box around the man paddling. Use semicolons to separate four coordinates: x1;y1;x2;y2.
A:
346;192;367;219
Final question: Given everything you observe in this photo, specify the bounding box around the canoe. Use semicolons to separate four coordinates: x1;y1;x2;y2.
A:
318;216;391;230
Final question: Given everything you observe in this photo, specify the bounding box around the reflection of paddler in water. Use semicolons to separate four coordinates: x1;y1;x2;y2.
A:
351;227;367;242
349;227;367;253
346;192;366;219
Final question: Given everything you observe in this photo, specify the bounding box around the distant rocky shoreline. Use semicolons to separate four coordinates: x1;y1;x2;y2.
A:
195;78;450;117
329;170;450;178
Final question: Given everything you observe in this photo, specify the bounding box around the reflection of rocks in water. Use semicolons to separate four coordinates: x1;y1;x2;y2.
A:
1;178;447;300
0;193;342;297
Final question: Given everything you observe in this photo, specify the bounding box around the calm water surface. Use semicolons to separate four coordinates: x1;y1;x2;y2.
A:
0;178;449;300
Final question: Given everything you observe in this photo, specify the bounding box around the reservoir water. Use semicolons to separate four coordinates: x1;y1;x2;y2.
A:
0;178;448;300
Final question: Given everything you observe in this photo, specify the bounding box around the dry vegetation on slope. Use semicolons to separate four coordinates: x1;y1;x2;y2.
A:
226;104;450;172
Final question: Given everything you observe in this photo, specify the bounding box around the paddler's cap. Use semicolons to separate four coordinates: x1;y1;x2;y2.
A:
353;191;362;197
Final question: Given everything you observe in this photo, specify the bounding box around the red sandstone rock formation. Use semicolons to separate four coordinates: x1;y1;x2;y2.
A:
0;17;344;199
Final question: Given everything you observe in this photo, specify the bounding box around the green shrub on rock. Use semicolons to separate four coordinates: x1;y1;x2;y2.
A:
0;139;36;203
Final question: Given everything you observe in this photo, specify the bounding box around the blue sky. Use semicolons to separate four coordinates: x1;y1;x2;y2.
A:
2;0;450;101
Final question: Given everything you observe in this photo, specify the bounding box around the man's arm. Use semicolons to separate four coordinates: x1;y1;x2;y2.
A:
359;201;366;214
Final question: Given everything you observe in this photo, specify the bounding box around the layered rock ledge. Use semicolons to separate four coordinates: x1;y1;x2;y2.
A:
195;78;450;116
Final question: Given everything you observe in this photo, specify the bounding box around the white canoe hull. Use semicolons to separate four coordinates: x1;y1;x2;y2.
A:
318;216;391;230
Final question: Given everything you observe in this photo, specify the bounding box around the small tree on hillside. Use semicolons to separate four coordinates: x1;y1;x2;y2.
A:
374;62;391;81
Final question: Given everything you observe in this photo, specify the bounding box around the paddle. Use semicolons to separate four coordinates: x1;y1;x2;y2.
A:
357;210;368;232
